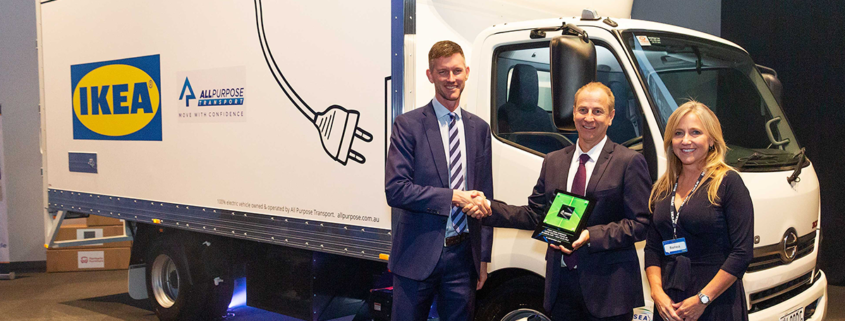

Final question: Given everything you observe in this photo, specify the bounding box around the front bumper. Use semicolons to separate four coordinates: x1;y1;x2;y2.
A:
749;270;827;321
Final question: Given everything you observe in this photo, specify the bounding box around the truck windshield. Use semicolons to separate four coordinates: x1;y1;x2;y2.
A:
623;32;802;171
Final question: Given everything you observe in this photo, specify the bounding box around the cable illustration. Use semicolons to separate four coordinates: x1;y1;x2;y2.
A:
254;0;373;165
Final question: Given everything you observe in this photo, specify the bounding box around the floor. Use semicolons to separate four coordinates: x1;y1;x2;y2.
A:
0;270;293;321
0;270;842;320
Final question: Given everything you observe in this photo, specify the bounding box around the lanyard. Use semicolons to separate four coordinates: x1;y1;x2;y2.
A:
670;171;705;240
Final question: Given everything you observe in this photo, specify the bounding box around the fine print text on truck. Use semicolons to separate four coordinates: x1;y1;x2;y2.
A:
216;198;380;223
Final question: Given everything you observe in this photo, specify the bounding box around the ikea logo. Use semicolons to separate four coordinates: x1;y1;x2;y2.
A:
71;55;161;140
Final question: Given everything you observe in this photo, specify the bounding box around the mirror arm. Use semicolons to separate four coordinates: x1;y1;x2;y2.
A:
530;23;590;43
765;116;790;147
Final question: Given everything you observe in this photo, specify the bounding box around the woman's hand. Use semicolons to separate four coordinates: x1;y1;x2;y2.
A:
673;295;707;321
652;290;682;321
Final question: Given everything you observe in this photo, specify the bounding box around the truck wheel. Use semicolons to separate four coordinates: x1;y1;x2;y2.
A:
146;242;233;321
475;275;547;321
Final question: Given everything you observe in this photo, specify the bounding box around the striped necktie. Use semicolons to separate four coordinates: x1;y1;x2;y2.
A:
448;113;466;234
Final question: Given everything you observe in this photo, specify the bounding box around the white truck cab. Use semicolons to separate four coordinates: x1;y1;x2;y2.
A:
464;13;827;321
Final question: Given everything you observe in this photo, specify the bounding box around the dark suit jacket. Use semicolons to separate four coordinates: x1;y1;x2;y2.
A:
485;140;650;317
385;102;494;281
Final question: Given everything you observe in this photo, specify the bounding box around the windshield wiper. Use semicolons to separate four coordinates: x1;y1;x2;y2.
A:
735;152;777;169
787;148;807;184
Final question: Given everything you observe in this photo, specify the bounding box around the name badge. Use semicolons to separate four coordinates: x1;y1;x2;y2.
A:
663;238;688;256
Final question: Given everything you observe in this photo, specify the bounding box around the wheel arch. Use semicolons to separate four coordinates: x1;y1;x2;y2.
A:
478;267;544;300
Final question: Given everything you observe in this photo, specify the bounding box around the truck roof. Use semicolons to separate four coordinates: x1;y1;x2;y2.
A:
487;16;746;53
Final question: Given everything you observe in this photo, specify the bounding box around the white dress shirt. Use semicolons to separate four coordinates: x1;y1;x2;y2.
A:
566;135;608;194
560;135;606;267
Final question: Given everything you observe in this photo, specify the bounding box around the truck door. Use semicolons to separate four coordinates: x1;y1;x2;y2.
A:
472;23;658;320
476;25;654;211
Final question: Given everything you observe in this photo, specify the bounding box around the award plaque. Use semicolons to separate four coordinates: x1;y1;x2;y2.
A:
532;189;595;249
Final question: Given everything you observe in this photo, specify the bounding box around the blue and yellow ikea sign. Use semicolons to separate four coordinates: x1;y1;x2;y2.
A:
71;55;161;140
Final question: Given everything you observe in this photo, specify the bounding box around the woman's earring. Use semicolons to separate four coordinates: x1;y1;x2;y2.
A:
709;145;715;152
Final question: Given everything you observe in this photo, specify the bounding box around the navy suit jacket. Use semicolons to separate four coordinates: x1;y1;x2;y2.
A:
385;102;494;281
485;140;650;317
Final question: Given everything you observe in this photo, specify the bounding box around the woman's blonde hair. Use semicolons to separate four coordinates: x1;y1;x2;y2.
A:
649;101;735;210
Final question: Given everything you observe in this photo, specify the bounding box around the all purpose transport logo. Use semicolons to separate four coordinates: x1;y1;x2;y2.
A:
71;55;162;140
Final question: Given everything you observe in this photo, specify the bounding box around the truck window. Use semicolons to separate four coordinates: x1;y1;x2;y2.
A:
624;32;802;171
493;42;643;155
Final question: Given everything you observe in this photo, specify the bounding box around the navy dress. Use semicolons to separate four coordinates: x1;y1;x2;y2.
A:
645;171;754;321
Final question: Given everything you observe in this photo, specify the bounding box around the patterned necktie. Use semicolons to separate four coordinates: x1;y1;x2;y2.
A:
563;153;591;269
448;113;467;234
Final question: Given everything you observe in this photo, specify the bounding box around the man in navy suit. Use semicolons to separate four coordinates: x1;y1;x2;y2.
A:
385;41;494;321
484;82;651;320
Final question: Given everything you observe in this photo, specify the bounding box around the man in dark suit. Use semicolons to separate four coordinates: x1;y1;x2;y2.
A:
484;82;651;320
385;40;493;321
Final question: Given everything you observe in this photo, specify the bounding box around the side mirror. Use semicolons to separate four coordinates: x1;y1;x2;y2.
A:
550;30;596;131
757;65;783;106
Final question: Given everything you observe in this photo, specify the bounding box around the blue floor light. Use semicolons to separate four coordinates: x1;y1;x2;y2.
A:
229;277;247;309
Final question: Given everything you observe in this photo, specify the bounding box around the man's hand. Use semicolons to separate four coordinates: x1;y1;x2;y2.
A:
477;262;488;290
451;190;475;207
453;190;490;219
549;230;589;254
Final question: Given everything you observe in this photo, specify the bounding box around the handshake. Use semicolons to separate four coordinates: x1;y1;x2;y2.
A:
452;190;491;219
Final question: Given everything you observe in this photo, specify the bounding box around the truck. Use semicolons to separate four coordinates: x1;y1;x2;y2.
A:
36;0;827;320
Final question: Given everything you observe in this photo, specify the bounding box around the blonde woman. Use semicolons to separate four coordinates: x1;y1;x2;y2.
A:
644;101;753;321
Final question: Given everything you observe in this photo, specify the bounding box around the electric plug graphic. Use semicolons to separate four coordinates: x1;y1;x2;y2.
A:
314;105;373;165
254;0;373;166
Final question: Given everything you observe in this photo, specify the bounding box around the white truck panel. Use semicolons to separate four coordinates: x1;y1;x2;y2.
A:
42;0;391;229
744;165;820;245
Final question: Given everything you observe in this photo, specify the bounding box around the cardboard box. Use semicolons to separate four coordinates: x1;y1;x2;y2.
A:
46;247;131;272
85;214;124;226
52;224;132;249
51;215;122;227
62;217;87;226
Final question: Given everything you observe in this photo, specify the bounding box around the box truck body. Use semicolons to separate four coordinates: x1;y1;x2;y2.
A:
37;0;826;320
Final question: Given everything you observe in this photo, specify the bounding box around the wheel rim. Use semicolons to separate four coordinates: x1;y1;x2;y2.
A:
151;253;180;308
500;309;550;321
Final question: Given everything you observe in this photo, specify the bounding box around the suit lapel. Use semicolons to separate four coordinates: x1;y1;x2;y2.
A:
587;141;615;196
423;103;449;187
559;146;576;192
462;109;476;190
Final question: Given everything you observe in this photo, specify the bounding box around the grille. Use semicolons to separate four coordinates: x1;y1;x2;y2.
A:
748;232;815;272
748;271;814;313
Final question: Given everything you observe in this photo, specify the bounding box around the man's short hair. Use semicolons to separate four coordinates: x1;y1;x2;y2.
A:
574;82;615;112
428;40;465;70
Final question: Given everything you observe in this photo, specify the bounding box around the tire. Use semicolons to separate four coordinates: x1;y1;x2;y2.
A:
145;240;234;321
475;275;548;321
